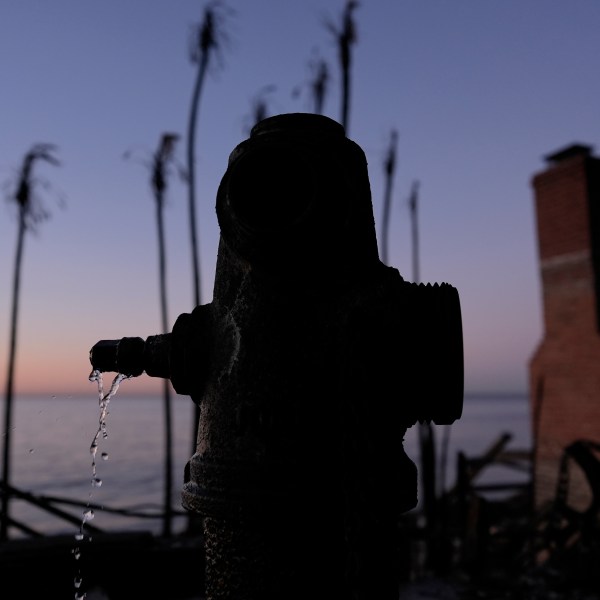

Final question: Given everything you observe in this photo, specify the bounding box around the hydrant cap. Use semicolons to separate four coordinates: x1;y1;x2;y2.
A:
250;113;345;139
216;112;380;276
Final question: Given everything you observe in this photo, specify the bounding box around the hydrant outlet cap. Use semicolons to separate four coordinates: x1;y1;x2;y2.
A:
89;337;145;377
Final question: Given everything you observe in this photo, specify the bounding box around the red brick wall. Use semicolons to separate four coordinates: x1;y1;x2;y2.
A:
529;148;600;510
533;157;592;260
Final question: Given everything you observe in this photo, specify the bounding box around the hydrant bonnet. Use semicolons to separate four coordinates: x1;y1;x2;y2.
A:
216;113;380;277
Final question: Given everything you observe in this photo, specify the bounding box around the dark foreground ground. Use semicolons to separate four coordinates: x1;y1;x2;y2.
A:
2;524;599;600
3;481;600;600
365;476;599;600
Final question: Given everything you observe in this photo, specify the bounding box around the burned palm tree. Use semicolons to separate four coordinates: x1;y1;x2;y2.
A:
152;134;179;336
312;59;329;115
409;180;440;567
124;134;180;536
293;50;330;115
409;180;420;284
186;0;231;476
325;0;359;132
150;133;180;537
186;0;230;308
244;84;276;134
380;129;399;265
1;144;60;541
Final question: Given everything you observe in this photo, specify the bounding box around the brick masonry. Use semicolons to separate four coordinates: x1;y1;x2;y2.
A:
529;144;600;510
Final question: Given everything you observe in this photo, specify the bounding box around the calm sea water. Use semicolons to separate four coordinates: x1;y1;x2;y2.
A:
5;390;531;539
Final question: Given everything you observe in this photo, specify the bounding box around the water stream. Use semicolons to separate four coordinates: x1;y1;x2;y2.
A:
73;369;131;599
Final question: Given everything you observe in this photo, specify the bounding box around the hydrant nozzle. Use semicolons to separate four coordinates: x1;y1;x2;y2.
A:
89;334;171;379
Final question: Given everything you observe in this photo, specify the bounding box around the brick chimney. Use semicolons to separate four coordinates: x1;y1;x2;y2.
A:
529;143;600;510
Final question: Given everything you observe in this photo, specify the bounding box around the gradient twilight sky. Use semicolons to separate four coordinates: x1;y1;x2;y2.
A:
1;1;599;398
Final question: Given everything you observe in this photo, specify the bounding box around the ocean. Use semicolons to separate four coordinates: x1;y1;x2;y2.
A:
4;389;532;539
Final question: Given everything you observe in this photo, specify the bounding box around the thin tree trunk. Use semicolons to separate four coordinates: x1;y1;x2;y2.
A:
381;173;392;265
186;53;209;310
411;182;440;569
156;189;173;538
312;60;328;115
1;208;26;541
410;182;419;285
380;131;398;265
157;197;169;335
341;60;350;133
186;48;210;473
337;1;357;133
161;381;173;537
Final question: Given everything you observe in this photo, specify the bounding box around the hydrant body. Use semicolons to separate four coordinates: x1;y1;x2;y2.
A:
90;113;463;599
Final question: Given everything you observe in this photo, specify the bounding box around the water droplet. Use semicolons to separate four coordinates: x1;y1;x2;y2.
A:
82;509;94;522
74;576;82;588
76;371;130;597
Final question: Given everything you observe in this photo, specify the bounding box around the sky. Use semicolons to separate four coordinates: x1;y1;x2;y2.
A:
1;0;599;398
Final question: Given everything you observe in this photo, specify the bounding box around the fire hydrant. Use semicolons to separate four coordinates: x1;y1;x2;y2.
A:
90;113;463;599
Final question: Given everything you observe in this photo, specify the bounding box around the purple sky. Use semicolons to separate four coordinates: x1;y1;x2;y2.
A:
1;1;600;397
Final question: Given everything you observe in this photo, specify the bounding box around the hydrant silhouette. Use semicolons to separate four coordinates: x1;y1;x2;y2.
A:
90;113;463;599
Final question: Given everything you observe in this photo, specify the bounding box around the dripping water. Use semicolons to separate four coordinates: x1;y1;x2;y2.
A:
73;369;130;599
